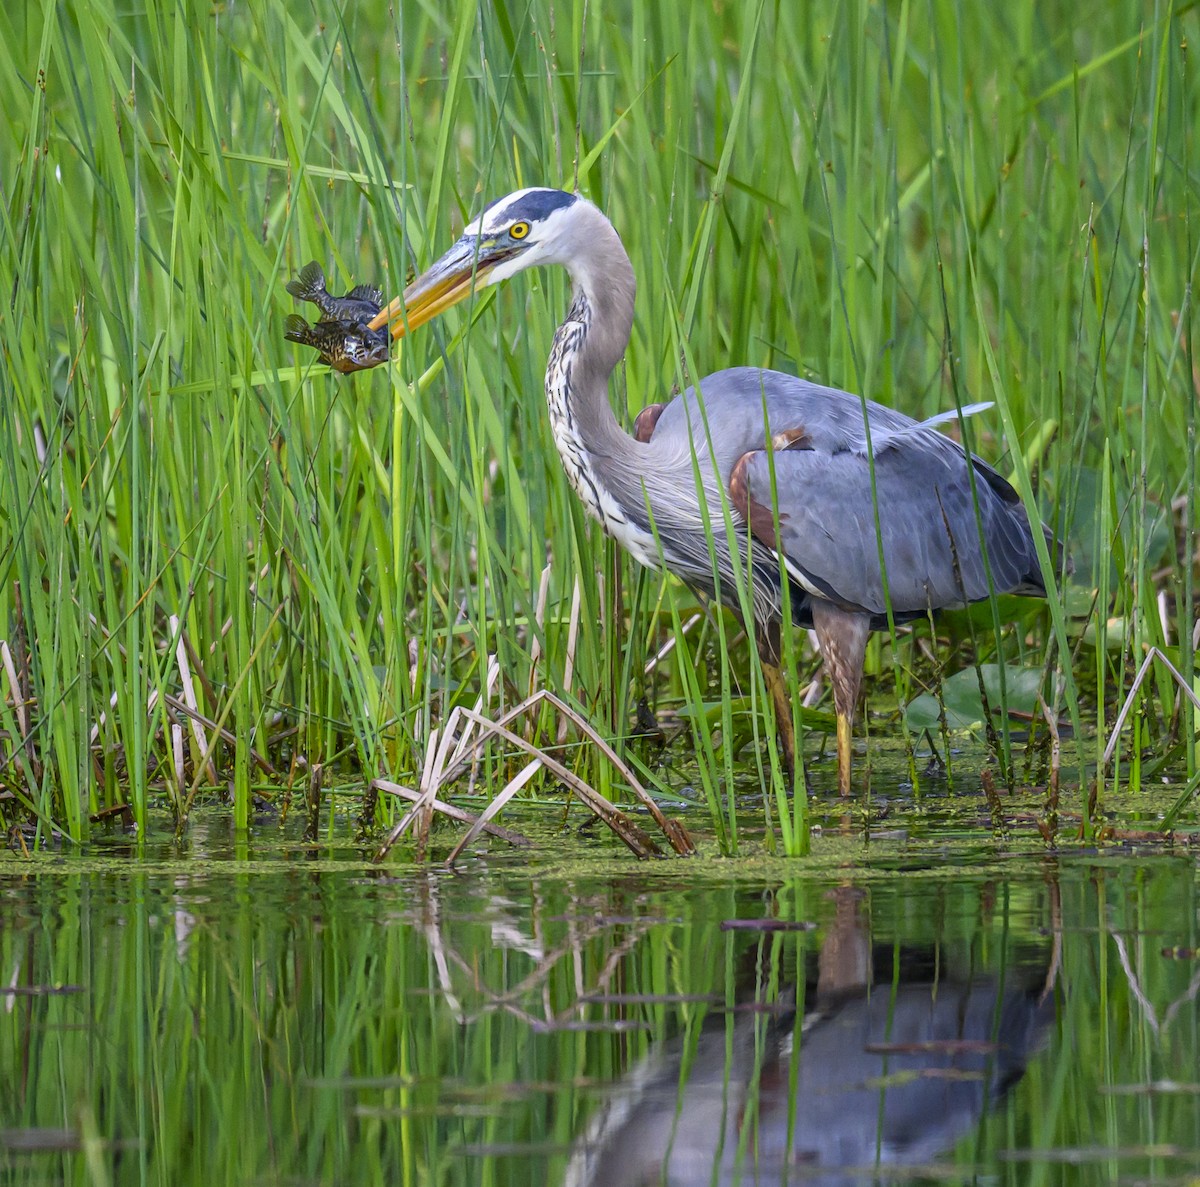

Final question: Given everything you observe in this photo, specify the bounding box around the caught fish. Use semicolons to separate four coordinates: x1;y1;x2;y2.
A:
284;260;390;372
285;261;384;322
284;314;391;373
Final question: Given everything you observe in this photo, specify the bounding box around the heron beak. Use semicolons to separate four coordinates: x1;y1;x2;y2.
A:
367;236;511;340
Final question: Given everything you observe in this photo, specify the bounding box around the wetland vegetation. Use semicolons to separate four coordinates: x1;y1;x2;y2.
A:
2;3;1200;1175
0;1;1197;856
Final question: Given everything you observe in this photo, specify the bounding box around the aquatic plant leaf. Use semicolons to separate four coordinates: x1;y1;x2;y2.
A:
904;664;1043;732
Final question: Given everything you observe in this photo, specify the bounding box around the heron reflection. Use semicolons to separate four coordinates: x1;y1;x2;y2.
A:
565;889;1054;1185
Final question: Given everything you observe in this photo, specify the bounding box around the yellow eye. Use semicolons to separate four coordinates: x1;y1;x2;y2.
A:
509;221;530;240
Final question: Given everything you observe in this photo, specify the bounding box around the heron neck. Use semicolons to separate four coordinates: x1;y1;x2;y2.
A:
541;221;674;564
549;219;637;455
540;212;636;464
539;212;747;592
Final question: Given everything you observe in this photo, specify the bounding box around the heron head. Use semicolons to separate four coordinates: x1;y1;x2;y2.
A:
369;188;584;340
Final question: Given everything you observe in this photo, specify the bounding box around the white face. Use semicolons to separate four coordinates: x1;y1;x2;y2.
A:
462;187;577;236
461;188;594;285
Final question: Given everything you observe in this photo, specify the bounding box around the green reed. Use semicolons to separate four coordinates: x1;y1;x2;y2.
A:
0;0;1195;850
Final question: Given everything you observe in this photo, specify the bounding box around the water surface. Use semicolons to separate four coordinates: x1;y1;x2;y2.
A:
2;817;1198;1184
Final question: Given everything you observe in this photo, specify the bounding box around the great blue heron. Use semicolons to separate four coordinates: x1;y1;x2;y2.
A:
366;187;1055;794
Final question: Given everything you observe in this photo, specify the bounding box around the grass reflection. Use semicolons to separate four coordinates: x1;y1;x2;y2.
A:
1;843;1198;1183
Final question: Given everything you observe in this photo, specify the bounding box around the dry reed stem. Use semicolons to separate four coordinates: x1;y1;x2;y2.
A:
1103;647;1200;770
449;706;664;860
373;777;532;846
1;642;27;740
160;694;277;777
170;615;217;785
445;757;543;865
373;684;696;862
450;689;694;854
171;723;185;800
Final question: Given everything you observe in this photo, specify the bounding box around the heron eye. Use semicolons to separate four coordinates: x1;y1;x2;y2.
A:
509;221;531;240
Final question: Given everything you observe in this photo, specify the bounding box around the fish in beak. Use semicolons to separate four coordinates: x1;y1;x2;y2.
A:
367;236;518;340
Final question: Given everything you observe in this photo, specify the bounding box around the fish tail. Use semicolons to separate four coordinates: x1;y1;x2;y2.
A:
283;314;311;343
285;261;327;303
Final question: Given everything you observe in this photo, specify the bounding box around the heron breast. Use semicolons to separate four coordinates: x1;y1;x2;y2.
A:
556;436;664;569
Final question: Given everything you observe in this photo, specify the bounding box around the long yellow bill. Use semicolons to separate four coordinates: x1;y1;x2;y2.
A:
367;237;505;340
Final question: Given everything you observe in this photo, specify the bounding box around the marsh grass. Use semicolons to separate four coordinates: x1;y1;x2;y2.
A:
0;1;1196;852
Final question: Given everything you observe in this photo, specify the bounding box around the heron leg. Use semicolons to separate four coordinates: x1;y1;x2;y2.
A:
810;602;871;797
835;713;854;798
755;625;797;778
761;661;796;777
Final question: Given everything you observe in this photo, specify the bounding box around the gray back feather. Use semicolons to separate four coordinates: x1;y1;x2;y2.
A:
629;369;1045;622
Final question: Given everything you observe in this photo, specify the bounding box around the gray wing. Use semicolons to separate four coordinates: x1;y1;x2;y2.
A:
650;367;921;459
737;431;1045;617
642;367;1048;616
